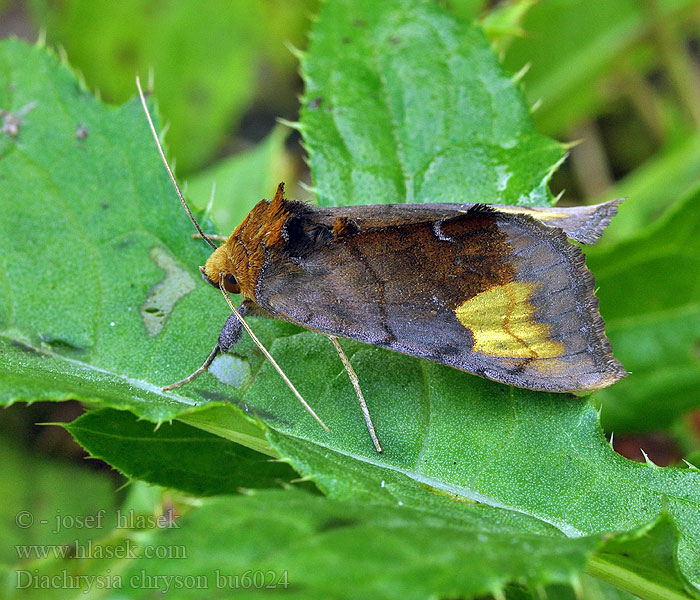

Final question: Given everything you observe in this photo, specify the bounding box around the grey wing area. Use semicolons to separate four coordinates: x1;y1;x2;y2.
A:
484;199;624;243
312;198;623;244
256;247;394;347
256;221;463;350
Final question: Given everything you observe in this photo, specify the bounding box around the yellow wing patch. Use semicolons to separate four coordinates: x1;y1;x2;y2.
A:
494;207;567;221
454;282;564;359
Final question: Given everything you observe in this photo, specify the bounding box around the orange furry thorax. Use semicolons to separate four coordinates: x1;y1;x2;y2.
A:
203;184;291;300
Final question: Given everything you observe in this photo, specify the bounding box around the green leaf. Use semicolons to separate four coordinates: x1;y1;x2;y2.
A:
1;489;602;599
0;437;117;566
501;576;641;600
593;133;700;245
502;0;697;135
29;0;311;173
2;10;700;599
63;408;302;496
0;37;270;425
479;0;538;50
253;359;700;596
186;126;294;235
444;0;490;23
587;187;700;433
299;0;564;207
1;480;166;600
588;515;696;600
119;491;597;600
688;452;700;469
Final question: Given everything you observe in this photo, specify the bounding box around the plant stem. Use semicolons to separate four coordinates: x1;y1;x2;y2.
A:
586;556;695;600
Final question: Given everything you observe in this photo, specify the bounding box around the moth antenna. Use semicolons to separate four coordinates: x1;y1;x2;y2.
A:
135;76;217;251
193;234;229;242
218;273;330;433
328;335;382;453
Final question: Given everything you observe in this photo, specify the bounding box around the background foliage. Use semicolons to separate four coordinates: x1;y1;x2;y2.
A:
1;0;699;598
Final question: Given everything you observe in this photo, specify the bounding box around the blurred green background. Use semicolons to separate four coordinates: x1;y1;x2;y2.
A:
1;0;700;596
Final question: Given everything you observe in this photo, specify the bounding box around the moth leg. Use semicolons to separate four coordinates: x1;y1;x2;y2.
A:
161;345;219;391
327;335;383;453
162;301;250;391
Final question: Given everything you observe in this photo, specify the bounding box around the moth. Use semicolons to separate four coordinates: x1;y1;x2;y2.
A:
137;79;625;453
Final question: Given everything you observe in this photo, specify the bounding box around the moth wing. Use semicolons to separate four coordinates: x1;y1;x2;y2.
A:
314;198;623;244
256;208;625;392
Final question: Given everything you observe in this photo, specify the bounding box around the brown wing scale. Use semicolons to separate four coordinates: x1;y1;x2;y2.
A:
249;201;625;392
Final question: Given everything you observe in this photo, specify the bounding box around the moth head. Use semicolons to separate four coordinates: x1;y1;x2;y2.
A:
201;245;240;294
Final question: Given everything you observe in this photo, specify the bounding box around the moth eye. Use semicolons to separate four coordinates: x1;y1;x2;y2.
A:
222;273;240;294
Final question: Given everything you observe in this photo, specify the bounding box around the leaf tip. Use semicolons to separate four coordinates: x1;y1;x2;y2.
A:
562;138;584;151
298;181;318;195
491;586;507;600
277;117;304;132
640;448;657;467
284;40;305;60
570;574;584;599
290;475;314;484
56;43;69;66
511;62;531;83
35;28;47;49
